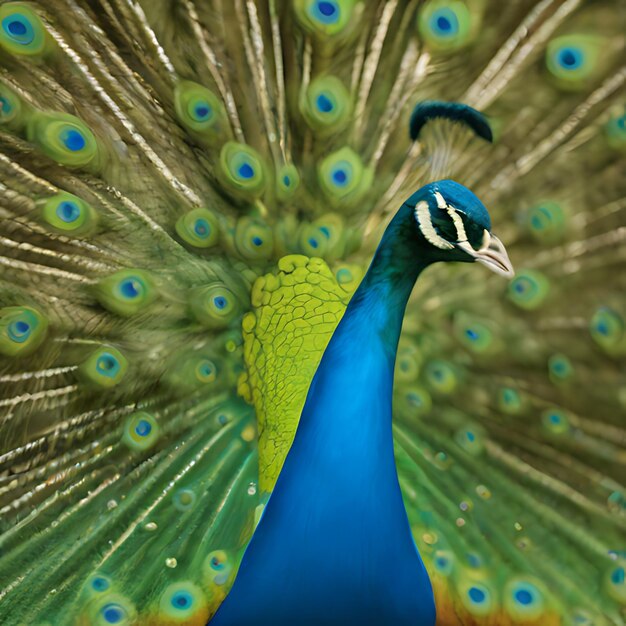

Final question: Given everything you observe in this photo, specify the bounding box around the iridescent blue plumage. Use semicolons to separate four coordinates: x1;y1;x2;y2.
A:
212;181;512;625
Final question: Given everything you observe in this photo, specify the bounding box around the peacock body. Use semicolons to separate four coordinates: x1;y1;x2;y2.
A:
0;1;624;625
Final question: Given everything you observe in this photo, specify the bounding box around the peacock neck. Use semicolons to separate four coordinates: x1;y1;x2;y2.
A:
345;235;428;357
314;203;431;381
211;207;438;626
294;209;432;465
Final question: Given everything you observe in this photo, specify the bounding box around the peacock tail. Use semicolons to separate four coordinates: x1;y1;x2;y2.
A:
0;0;624;624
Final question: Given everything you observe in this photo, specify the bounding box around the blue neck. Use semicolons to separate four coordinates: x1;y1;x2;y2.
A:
298;222;432;435
211;222;438;625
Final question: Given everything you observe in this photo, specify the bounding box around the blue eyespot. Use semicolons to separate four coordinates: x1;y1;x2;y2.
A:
61;128;86;152
596;322;608;335
283;175;291;187
171;591;193;610
2;14;35;45
515;589;533;605
252;236;263;246
194;103;211;120
308;237;319;249
429;9;459;36
96;353;120;377
557;46;583;70
612;566;625;584
311;1;340;24
408;392;424;407
8;320;30;343
102;603;125;623
336;268;352;283
134;419;152;437
316;93;334;113
91;576;110;592
194;218;210;237
7;20;26;35
467;553;482;568
465;328;479;341
238;162;254;179
503;389;516;403
213;296;227;310
119;279;141;299
468;586;486;603
56;201;80;223
0;96;12;116
332;168;347;185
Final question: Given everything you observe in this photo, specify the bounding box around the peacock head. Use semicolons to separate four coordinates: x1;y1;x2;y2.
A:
406;179;514;277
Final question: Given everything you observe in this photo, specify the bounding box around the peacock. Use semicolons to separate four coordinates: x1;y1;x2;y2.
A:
0;0;624;625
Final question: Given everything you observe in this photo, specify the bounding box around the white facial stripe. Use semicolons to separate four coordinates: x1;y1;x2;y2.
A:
481;229;491;251
433;191;447;209
446;206;467;243
415;201;454;250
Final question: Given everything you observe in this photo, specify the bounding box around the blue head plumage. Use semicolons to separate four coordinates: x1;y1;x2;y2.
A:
377;179;513;281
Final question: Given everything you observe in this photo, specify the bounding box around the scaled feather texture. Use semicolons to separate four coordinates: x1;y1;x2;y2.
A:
0;0;625;625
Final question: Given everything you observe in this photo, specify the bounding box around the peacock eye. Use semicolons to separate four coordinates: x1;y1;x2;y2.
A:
159;582;204;619
302;76;352;133
122;412;160;451
430;208;458;241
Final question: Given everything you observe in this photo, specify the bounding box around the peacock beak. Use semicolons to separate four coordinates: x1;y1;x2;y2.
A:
455;234;515;278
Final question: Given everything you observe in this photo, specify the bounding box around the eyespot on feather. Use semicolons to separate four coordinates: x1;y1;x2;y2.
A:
157;581;208;622
604;107;626;152
417;1;476;52
0;3;51;58
122;412;160;452
85;593;136;625
526;201;566;244
0;82;29;131
293;0;359;38
95;269;156;317
234;217;274;261
174;80;227;142
189;284;241;328
27;111;100;168
41;192;99;236
218;142;266;199
589;307;625;356
175;208;220;249
0;305;48;357
456;578;497;616
545;35;605;91
77;345;128;389
276;164;301;201
318;147;372;207
301;75;352;133
503;578;548;621
507;270;550;310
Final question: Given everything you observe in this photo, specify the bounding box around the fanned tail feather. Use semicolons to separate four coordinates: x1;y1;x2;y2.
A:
0;0;624;624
